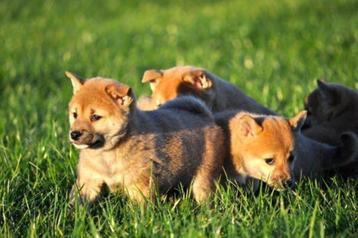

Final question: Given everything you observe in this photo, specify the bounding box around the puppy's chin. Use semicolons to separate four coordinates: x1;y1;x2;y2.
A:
70;134;105;150
72;143;89;150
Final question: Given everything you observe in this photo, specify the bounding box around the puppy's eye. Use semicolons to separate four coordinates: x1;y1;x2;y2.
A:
265;158;274;165
73;112;78;119
90;114;102;122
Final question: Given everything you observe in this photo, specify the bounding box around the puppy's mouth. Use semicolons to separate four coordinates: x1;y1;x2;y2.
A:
70;134;105;150
269;180;295;191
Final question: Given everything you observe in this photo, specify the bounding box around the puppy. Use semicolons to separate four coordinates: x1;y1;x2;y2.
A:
214;111;307;190
139;65;275;114
215;110;358;184
65;71;224;205
303;79;358;177
303;79;358;144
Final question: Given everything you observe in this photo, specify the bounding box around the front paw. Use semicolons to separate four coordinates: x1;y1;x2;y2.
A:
68;186;93;211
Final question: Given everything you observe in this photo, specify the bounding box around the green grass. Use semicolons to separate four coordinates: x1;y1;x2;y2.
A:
1;0;357;237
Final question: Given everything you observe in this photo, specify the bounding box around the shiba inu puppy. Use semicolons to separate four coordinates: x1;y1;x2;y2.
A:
139;65;275;114
303;79;358;177
65;71;224;205
214;111;306;190
215;110;358;185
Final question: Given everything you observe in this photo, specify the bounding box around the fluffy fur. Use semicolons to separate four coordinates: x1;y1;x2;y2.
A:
303;80;358;177
215;110;358;183
214;111;306;190
65;71;225;205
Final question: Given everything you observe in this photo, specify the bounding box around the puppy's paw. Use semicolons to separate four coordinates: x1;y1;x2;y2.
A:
192;182;212;204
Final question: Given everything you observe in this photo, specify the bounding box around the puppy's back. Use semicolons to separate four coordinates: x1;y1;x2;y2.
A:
133;96;216;138
133;96;224;195
160;96;213;119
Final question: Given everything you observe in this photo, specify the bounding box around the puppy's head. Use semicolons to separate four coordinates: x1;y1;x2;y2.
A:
229;111;307;190
304;79;353;127
141;66;214;108
65;71;134;150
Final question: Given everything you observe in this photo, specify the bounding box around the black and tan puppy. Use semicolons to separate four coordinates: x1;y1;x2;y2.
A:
65;71;225;205
215;110;358;182
138;65;275;114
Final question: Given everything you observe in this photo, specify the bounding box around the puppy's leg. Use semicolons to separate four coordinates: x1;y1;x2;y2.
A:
192;128;224;203
126;174;154;204
69;165;104;207
70;179;103;206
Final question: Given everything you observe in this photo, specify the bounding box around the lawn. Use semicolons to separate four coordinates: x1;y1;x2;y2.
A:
0;0;357;237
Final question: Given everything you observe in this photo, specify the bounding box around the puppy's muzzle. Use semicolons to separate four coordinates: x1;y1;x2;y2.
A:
69;130;105;149
70;130;82;141
271;173;293;190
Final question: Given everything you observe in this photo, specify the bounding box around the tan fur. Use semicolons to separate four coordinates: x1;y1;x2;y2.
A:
215;108;358;182
136;95;157;111
215;111;303;190
65;72;224;205
139;65;275;114
303;80;358;177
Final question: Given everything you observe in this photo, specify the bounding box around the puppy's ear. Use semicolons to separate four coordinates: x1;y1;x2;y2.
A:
182;69;213;90
142;69;163;91
105;83;134;107
236;114;263;138
65;71;84;94
317;79;337;105
289;111;307;131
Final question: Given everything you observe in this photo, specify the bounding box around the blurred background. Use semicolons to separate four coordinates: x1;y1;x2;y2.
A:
1;0;357;116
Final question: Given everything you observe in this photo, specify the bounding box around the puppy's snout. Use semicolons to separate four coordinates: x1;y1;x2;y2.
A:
272;171;291;186
70;130;82;141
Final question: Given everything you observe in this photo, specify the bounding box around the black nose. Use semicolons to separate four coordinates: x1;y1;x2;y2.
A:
283;179;295;188
70;131;82;141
